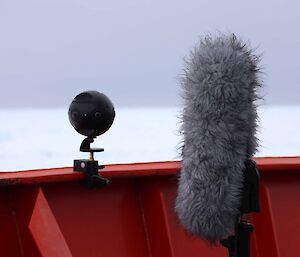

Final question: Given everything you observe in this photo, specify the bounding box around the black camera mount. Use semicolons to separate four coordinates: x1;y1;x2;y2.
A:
74;136;109;188
220;159;260;257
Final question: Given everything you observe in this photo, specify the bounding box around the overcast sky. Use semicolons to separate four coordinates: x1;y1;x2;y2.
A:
0;0;299;108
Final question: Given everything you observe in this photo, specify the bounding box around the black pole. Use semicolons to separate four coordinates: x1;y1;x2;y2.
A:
221;159;260;257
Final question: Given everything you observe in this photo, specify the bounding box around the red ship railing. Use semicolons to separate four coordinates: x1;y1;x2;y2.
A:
0;157;299;257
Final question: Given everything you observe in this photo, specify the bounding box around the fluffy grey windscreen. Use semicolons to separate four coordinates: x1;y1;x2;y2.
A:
175;34;261;243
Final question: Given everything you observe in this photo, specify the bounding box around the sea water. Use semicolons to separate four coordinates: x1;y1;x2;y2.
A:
0;106;299;171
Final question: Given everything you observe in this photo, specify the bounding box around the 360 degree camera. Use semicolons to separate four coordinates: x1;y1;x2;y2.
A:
68;90;115;188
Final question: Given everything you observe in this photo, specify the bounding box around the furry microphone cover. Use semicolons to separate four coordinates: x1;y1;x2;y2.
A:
175;34;261;243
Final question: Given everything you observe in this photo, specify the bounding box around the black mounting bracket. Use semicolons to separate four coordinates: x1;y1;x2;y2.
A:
74;159;109;188
74;136;110;188
220;159;260;257
80;137;104;153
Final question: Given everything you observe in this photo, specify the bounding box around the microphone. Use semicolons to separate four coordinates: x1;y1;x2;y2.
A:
175;34;261;243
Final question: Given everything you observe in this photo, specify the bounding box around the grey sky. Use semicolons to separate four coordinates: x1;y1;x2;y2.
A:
0;0;299;108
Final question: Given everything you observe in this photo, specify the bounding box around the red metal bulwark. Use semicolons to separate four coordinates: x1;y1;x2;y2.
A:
0;157;299;257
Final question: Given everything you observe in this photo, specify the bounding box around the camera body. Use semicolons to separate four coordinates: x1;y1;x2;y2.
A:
68;90;115;138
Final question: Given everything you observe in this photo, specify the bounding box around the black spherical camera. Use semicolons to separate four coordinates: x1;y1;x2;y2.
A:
68;90;115;188
69;90;115;138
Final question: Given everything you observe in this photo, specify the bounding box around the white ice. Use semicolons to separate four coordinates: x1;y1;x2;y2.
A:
0;106;299;171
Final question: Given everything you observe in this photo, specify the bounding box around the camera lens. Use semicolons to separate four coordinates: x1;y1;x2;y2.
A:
71;111;80;121
94;112;102;118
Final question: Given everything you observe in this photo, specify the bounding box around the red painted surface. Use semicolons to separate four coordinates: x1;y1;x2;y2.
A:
0;157;299;256
29;188;73;257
